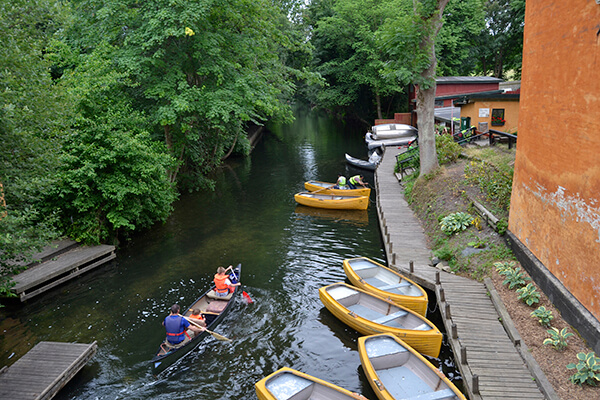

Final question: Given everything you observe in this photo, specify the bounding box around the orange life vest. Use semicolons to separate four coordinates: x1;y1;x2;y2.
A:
214;273;230;293
190;313;204;321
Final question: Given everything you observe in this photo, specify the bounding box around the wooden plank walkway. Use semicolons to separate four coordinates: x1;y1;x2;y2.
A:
0;341;97;400
11;241;116;301
374;146;557;400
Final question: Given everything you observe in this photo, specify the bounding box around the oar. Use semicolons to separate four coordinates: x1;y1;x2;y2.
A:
312;185;335;194
182;316;232;342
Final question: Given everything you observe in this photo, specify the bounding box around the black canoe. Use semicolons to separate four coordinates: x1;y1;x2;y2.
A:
151;263;241;373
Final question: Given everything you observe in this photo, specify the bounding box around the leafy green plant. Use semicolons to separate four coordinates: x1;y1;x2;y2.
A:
516;283;541;306
440;212;473;235
496;219;508;235
543;327;574;351
494;261;516;275
468;239;486;248
531;306;554;327
502;267;530;289
433;243;455;261
567;352;600;386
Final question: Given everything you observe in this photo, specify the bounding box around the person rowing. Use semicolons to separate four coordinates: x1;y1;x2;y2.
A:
213;265;241;297
163;304;204;347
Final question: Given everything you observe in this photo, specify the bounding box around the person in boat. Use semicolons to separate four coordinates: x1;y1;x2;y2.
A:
163;304;204;346
333;174;348;189
348;175;368;189
188;308;207;327
214;265;241;297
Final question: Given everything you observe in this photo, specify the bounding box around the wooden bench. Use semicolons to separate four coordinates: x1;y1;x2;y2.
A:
409;388;456;400
373;310;408;325
379;282;411;291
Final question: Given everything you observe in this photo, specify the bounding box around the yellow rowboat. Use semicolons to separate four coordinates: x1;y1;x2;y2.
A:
319;283;442;358
255;367;368;400
343;257;428;317
304;180;371;197
294;192;369;210
358;334;466;400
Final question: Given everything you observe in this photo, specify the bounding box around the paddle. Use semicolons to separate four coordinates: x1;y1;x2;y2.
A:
182;316;232;342
312;185;335;194
242;291;254;304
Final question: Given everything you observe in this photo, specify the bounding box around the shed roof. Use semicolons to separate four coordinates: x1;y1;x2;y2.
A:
436;76;503;84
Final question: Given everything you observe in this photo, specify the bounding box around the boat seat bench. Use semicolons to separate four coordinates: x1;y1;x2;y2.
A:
379;282;411;291
373;310;408;325
408;388;455;400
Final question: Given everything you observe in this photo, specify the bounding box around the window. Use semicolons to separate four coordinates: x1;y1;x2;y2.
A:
491;108;505;126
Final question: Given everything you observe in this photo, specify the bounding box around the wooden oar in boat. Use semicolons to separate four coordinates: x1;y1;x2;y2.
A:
182;316;232;342
312;185;335;194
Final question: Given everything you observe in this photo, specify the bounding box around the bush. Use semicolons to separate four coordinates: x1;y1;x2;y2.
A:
531;306;554;327
440;212;473;235
567;352;600;386
543;327;574;351
464;160;513;211
502;267;530;289
516;283;541;306
436;134;462;165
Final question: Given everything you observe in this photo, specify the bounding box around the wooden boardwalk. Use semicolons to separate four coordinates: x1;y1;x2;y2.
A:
11;240;116;301
0;341;97;400
374;146;557;400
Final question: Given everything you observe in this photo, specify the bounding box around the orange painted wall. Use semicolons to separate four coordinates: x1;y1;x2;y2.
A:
509;1;600;318
460;100;519;133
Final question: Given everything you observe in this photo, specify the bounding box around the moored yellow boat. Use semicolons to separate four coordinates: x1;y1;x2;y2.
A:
319;283;442;358
294;192;369;210
343;257;428;316
304;180;371;197
255;367;368;400
359;334;466;400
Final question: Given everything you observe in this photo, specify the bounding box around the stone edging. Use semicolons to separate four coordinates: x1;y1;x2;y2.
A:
484;278;560;400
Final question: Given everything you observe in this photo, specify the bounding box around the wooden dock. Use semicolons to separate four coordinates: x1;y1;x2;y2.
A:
11;240;116;301
374;146;557;400
0;341;97;400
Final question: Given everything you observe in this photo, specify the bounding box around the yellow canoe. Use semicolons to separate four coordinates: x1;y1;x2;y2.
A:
294;192;369;210
255;367;368;400
319;283;442;358
359;334;466;400
343;257;428;317
304;180;371;197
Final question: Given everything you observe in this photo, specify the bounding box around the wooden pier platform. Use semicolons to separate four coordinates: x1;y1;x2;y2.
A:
374;147;557;400
0;341;97;400
11;240;116;301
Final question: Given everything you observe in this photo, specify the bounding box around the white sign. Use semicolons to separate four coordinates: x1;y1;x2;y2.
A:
479;108;490;118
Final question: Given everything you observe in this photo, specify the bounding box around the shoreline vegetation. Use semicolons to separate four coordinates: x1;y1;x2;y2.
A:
400;138;597;399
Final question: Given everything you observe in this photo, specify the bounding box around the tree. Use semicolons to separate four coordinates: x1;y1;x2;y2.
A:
0;0;69;296
307;0;409;121
382;0;450;176
49;43;178;244
436;0;486;76
474;0;525;79
68;0;308;191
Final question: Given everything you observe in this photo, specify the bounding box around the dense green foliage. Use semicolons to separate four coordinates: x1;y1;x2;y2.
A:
1;0;524;296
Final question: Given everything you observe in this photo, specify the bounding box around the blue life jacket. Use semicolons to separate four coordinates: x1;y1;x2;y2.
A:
164;315;189;344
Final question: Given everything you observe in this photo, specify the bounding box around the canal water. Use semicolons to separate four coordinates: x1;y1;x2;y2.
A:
0;106;459;399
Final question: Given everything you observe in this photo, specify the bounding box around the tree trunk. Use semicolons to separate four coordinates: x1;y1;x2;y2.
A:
376;91;383;120
417;0;449;177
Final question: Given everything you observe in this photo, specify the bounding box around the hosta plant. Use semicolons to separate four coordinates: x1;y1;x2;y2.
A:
440;212;473;235
516;283;540;306
502;267;530;289
530;306;554;327
567;352;600;386
494;261;516;275
543;327;573;351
